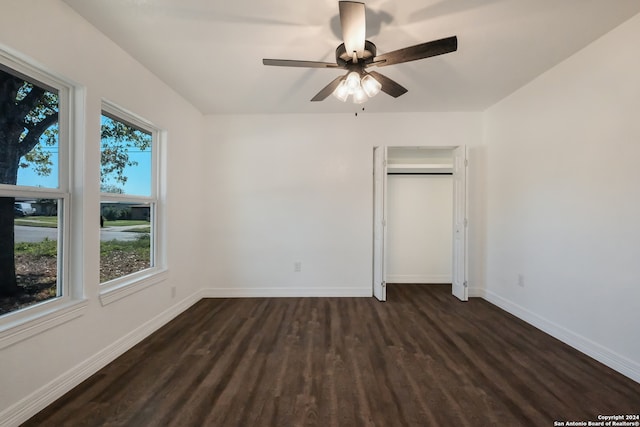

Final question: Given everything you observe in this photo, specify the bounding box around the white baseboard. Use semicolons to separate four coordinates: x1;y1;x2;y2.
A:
0;290;205;427
386;274;451;284
482;289;640;384
201;287;372;298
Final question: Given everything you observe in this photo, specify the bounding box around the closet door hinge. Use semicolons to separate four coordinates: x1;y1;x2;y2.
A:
464;159;468;167
464;218;468;227
463;281;468;288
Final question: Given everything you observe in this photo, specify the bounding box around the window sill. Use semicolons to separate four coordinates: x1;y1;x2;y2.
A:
99;268;168;306
0;298;88;350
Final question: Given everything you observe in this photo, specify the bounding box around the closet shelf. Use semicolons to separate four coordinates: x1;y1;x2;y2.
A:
387;163;453;174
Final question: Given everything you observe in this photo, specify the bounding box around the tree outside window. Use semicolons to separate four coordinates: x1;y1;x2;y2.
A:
0;59;160;317
0;64;64;316
99;107;157;285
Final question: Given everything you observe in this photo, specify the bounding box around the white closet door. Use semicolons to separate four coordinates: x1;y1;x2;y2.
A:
373;146;387;301
452;145;468;301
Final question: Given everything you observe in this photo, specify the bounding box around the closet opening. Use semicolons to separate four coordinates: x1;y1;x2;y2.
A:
373;146;467;302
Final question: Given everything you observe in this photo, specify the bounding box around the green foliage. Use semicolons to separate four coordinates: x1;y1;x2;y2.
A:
15;238;57;257
128;227;151;233
102;206;131;221
16;82;59;174
103;220;149;227
35;199;58;216
101;115;151;186
20;135;55;175
20;122;59;176
100;234;150;256
2;69;149;186
20;83;58;122
14;216;58;227
0;72;59;184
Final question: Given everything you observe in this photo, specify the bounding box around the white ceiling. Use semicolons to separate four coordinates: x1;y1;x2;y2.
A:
62;0;640;115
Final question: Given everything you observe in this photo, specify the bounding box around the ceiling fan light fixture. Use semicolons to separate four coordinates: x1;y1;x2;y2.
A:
332;79;350;102
361;74;382;98
352;85;368;104
263;2;458;104
345;71;361;92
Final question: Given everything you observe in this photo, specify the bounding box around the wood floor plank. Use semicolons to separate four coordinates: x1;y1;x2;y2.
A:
22;285;640;426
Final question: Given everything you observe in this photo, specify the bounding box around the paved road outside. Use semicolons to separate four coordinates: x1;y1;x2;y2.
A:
15;225;145;243
15;226;58;243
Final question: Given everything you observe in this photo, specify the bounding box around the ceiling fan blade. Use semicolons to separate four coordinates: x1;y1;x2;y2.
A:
367;71;408;98
372;36;457;67
339;1;366;59
311;75;345;102
263;59;340;68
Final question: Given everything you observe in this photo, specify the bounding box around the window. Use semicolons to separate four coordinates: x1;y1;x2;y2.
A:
99;102;163;299
0;53;75;324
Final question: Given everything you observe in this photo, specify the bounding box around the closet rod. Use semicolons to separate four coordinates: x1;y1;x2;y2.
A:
387;172;453;176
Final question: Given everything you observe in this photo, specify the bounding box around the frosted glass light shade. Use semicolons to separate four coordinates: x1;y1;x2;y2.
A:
345;71;361;91
361;74;382;97
352;86;368;104
332;79;349;102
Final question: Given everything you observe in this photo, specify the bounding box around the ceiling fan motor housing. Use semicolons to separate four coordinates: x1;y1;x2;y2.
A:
336;40;377;68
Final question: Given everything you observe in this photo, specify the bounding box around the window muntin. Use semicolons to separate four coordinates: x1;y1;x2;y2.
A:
99;104;159;286
0;59;70;319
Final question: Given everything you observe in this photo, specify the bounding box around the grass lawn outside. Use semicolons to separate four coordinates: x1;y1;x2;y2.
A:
15;216;58;227
103;220;150;227
127;227;151;233
1;236;152;315
100;235;151;282
15;216;149;228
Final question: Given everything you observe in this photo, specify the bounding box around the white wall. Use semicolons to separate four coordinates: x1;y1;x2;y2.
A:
0;1;206;423
1;1;637;424
386;175;453;283
484;13;640;381
203;113;484;296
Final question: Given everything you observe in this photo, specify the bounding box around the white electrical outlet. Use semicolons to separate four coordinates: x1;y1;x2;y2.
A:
294;261;302;272
518;274;525;287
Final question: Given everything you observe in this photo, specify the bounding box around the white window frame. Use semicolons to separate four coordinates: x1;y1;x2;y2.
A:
0;47;87;350
98;101;166;306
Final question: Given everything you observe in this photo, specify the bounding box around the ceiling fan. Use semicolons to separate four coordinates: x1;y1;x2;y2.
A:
262;1;457;104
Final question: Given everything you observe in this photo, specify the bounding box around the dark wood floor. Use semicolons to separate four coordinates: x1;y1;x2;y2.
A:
24;285;640;426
